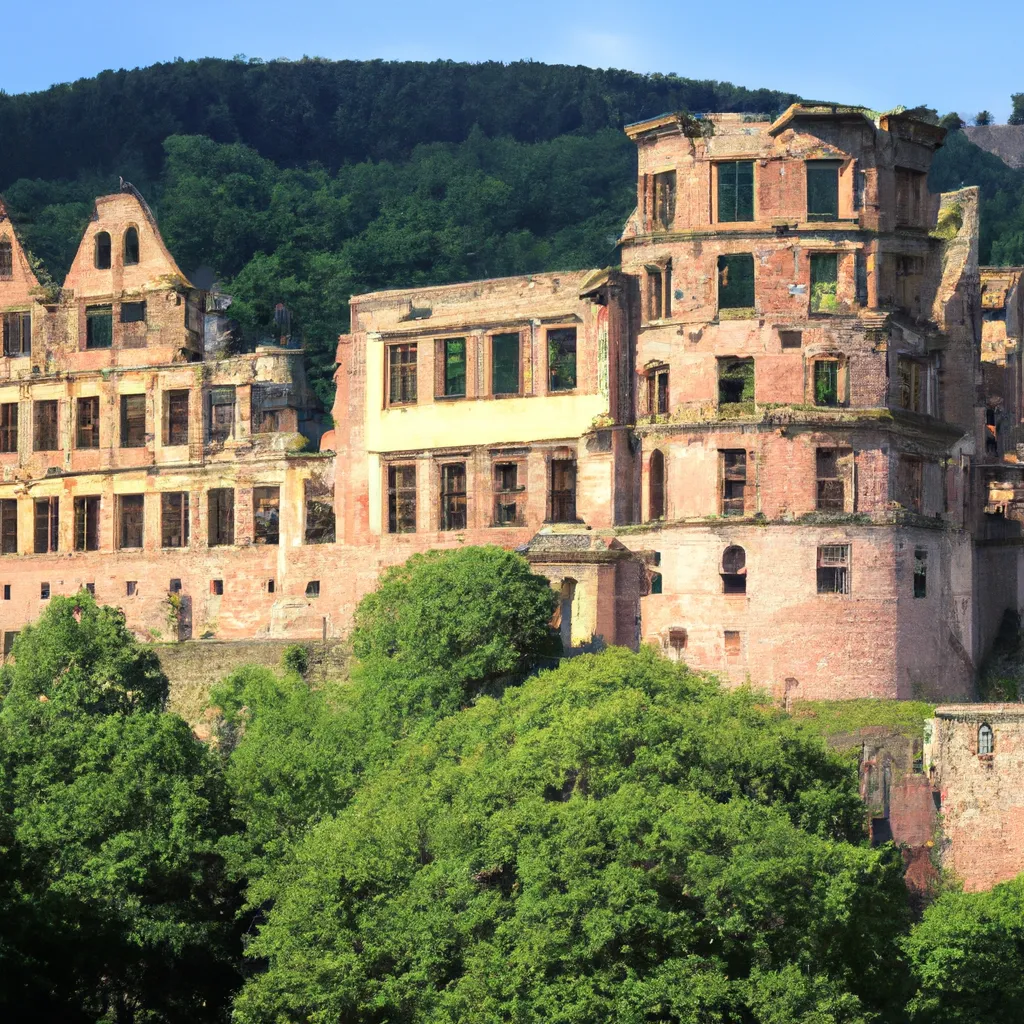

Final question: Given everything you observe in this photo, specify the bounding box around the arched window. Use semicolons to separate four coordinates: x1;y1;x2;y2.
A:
979;723;994;755
649;449;666;520
123;226;139;266
722;545;747;594
0;239;12;280
94;231;111;270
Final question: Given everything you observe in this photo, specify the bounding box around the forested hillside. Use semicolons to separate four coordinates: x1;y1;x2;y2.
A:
2;57;1023;403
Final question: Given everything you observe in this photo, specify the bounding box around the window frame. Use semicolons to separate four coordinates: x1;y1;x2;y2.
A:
813;358;840;407
0;498;17;555
208;488;235;547
74;496;101;551
493;460;525;527
806;161;841;222
160;492;190;549
491;332;521;396
547;328;578;393
164;390;189;446
816;544;851;595
716;160;755;223
717;253;755;313
33;496;59;554
0;239;12;280
721;545;747;594
913;547;928;599
549;458;577;523
809;252;840;314
436;337;466;399
33;399;59;452
123;226;140;266
439;462;468;531
387;343;418;406
387;464;417;534
120;393;147;448
94;231;112;270
208;386;236;443
76;396;100;449
0;402;18;453
720;449;748;516
652;170;677;231
2;310;31;357
253;486;281;546
85;304;113;349
978;723;994;756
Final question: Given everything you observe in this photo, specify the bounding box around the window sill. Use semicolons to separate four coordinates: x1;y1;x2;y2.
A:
385;402;418;410
433;394;467;402
717;308;757;321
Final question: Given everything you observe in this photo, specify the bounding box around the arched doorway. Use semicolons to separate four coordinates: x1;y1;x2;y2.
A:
649;450;666;520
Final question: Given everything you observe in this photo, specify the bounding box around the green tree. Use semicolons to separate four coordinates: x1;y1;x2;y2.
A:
975;110;993;125
1008;94;1024;126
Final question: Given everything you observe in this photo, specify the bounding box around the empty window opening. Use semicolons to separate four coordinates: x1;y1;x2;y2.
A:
646;263;672;321
779;330;802;350
722;545;747;594
388;465;417;533
117;494;144;549
492;333;520;395
2;311;31;356
493;461;524;526
806;161;840;221
979;723;994;755
897;357;925;413
208;488;234;546
652;170;676;230
718;357;754;405
548;328;577;392
550;459;577;523
855;251;869;306
810;254;839;314
123;226;140;266
817;545;850;595
649;449;666;520
816;449;845;511
437;337;466;398
2;584;9;600
724;630;742;656
0;240;11;279
34;400;59;452
161;492;190;548
718;254;755;311
169;578;182;594
895;168;926;228
266;579;275;594
0;402;18;453
0;499;17;554
120;301;146;324
74;497;100;551
208;387;236;442
721;450;748;516
33;497;59;554
647;365;669;417
898;456;924;513
126;581;137;596
440;462;468;531
650;572;663;594
40;582;50;600
76;396;100;449
211;579;224;596
914;548;928;598
814;359;840;406
94;231;111;270
304;479;336;544
164;390;189;446
717;161;755;222
86;305;113;349
253;487;280;545
388;343;418;405
305;580;320;598
120;394;146;448
85;582;95;596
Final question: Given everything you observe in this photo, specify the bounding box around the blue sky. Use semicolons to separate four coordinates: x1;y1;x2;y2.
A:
2;0;1020;122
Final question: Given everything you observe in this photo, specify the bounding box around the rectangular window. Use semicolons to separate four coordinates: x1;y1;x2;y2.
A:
807;161;840;221
816;449;844;511
2;585;9;600
855;251;869;306
494;462;524;526
0;403;17;453
306;580;320;598
0;242;11;279
914;548;928;598
717;254;755;311
647;366;669;417
437;337;466;398
653;170;676;230
549;459;577;523
211;579;224;596
161;492;190;548
164;390;189;446
120;394;146;448
548;328;577;392
898;456;923;513
34;400;58;452
40;583;50;600
814;359;839;406
724;630;742;656
120;301;146;323
897;357;924;412
492;333;520;395
209;387;235;442
647;268;663;322
717;161;755;222
33;497;58;553
440;462;467;531
85;305;113;349
74;496;100;551
0;499;16;554
817;545;850;594
810;253;839;314
208;488;234;546
253;487;280;545
718;357;754;405
388;344;418;405
721;450;747;516
304;482;336;544
117;494;144;549
76;396;100;449
2;311;31;356
388;465;417;534
126;581;137;596
895;168;926;227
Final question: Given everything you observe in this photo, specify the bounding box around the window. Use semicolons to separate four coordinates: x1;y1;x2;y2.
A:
647;365;669;417
779;330;802;350
492;333;520;395
914;547;928;598
440;462;467;531
2;585;9;600
85;583;95;595
897;357;924;412
211;579;224;596
652;170;676;230
305;580;320;598
117;494;144;549
898;456;923;513
74;497;100;551
649;450;666;520
807;161;840;221
388;465;417;533
718;357;754;405
895;168;926;228
208;489;234;546
388;344;418;405
437;337;466;398
978;723;994;756
86;305;113;349
34;400;58;452
550;459;577;523
120;394;146;448
724;630;742;656
717;254;755;311
668;628;687;652
810;253;839;314
33;497;58;554
161;492;190;548
304;480;336;544
0;499;16;554
814;359;840;406
816;449;844;511
722;545;747;594
855;252;869;306
817;545;850;595
164;390;189;446
120;301;146;323
717;161;754;222
650;572;663;594
76;397;100;449
2;311;31;356
123;226;140;265
126;581;137;596
94;231;111;270
266;579;275;594
208;387;235;442
721;450;747;516
0;240;11;279
0;403;17;453
548;329;577;391
40;582;50;600
645;263;672;321
253;487;280;545
494;462;524;526
169;578;182;594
